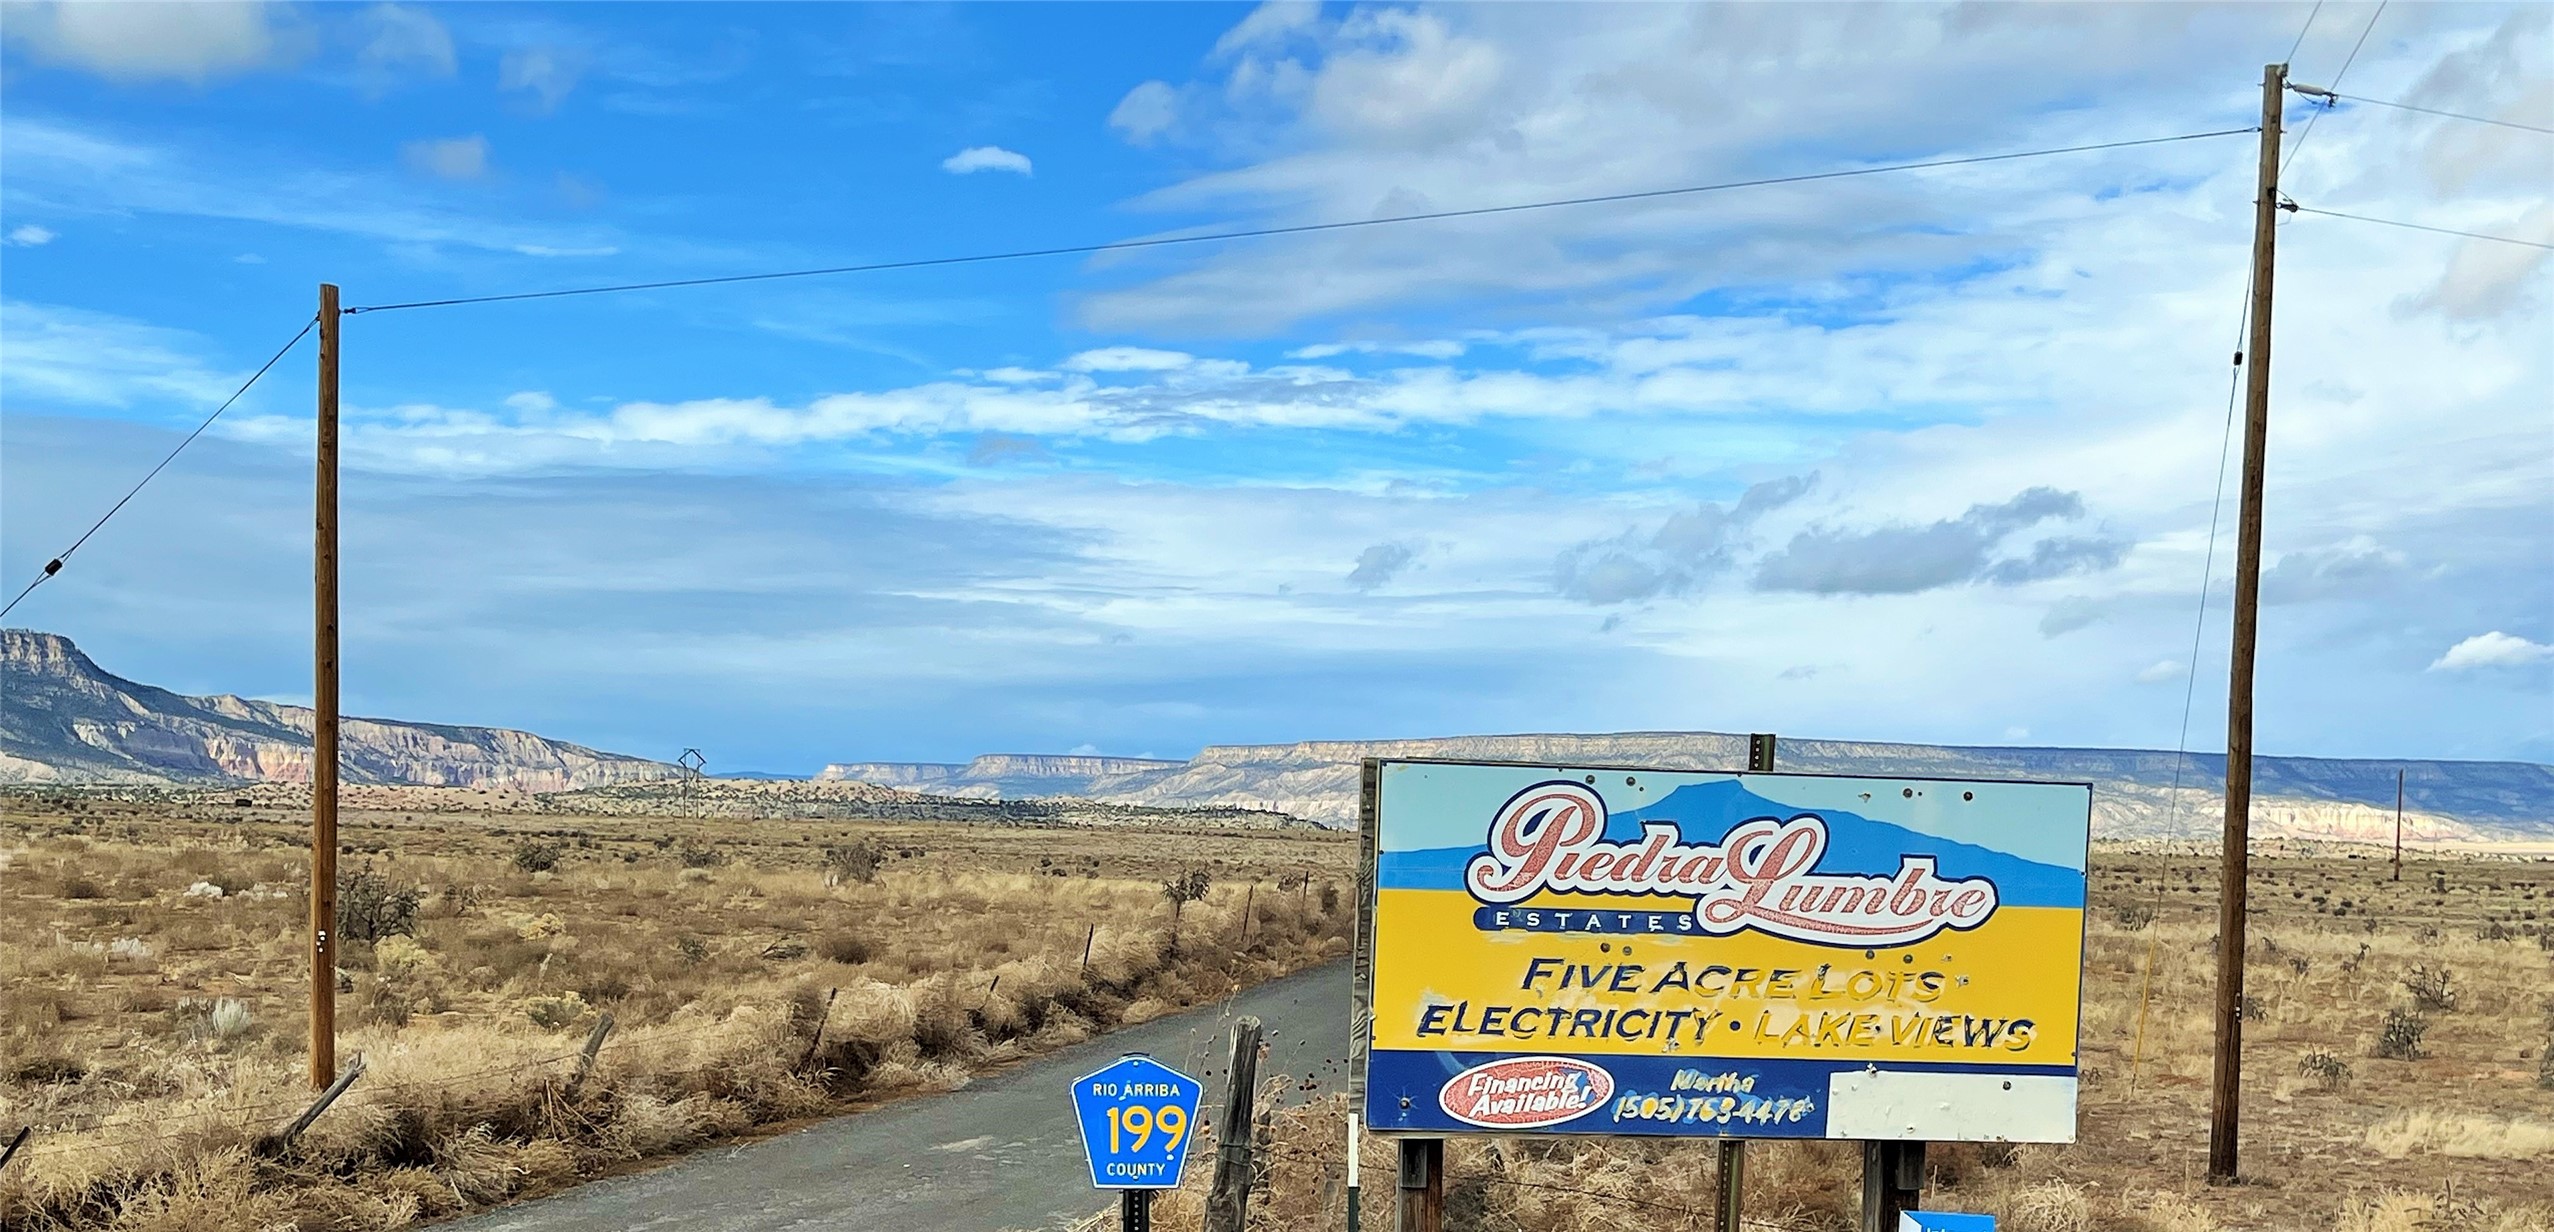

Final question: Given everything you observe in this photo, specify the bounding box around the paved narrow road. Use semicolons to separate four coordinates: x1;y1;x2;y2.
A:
440;962;1353;1232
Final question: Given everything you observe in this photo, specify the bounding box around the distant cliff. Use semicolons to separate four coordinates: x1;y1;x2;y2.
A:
816;753;1184;800
821;732;2554;843
1;629;673;791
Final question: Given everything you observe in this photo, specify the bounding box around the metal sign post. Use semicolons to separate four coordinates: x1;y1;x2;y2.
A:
1073;1053;1203;1228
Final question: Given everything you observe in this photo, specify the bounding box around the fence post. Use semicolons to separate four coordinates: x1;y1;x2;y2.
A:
262;1052;366;1155
569;1012;617;1095
1395;1137;1443;1232
1345;1113;1362;1232
1081;923;1098;977
1204;1016;1264;1232
0;1126;27;1173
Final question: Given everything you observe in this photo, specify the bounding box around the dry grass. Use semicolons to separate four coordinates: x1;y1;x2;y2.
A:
1104;847;2554;1231
0;789;1353;1231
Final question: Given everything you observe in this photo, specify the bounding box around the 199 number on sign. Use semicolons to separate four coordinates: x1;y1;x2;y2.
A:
1104;1103;1187;1154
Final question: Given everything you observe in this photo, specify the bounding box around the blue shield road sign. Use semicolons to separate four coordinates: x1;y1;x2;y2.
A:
1072;1053;1204;1190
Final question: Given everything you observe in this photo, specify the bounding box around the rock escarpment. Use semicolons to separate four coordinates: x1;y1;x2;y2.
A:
1;629;672;791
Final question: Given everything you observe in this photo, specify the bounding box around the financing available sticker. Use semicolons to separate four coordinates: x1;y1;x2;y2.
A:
1357;759;2091;1143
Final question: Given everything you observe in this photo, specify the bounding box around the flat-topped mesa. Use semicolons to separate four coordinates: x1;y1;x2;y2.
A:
960;753;1183;778
0;628;671;791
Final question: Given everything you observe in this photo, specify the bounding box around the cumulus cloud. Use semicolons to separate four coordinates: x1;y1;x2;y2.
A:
1754;488;2122;596
6;225;56;247
1346;542;1417;591
356;3;455;88
2135;659;2185;684
500;46;582;112
2;0;291;83
1109;80;1181;144
941;146;1032;176
1555;475;1809;605
401;135;489;181
2261;537;2409;605
1213;1;1322;58
2428;631;2553;672
1063;347;1191;373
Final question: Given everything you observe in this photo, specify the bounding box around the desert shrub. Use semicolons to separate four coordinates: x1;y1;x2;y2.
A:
522;991;590;1029
677;843;723;869
819;931;874;964
1319;880;1340;915
761;938;811;961
338;860;424;942
2111;903;2155;930
175;996;256;1045
822;839;883;885
1163;868;1211;909
2298;1049;2351;1091
2400;963;2458;1012
510;839;564;873
55;872;102;899
2374;1008;2428;1060
676;934;710;966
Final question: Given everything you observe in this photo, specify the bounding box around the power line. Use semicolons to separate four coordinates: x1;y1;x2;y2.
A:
343;126;2258;316
2283;0;2387;174
0;315;319;621
2284;0;2325;66
2292;205;2554;250
2325;92;2554;136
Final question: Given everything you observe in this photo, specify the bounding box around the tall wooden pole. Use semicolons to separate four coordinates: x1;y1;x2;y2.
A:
310;283;341;1091
2208;63;2285;1184
2392;769;2404;882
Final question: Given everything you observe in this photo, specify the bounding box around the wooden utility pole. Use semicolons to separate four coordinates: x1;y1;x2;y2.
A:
310;283;342;1091
1204;1016;1264;1232
2209;62;2286;1185
2392;769;2404;882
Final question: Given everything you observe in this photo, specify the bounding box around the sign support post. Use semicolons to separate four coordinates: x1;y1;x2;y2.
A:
1396;1136;1442;1232
1714;731;1780;1232
1118;1190;1151;1232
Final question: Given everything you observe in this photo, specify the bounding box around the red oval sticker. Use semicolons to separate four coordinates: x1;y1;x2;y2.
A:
1438;1056;1614;1129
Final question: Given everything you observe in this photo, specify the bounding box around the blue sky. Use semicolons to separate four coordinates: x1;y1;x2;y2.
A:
4;2;2548;774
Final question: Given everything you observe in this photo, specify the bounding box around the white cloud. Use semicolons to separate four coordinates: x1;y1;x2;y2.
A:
2;0;291;83
500;46;582;112
1063;347;1192;373
2135;659;2186;685
2429;632;2554;673
1214;1;1321;58
1109;81;1181;144
401;135;489;181
941;146;1032;176
357;3;455;88
6;225;56;247
1;300;250;409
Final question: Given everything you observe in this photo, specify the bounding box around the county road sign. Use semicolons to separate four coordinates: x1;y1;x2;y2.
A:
1072;1053;1203;1190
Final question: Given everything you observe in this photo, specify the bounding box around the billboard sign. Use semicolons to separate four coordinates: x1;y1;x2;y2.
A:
1356;760;2090;1142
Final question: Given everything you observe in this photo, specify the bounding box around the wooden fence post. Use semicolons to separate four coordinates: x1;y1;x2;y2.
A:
1203;1015;1264;1232
261;1052;366;1155
567;1012;616;1096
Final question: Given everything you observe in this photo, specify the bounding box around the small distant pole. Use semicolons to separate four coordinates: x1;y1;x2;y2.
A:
310;281;342;1092
2392;769;2404;882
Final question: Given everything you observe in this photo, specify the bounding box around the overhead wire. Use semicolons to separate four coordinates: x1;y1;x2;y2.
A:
0;314;319;621
2282;0;2388;174
2324;92;2554;136
340;126;2259;315
2290;205;2554;250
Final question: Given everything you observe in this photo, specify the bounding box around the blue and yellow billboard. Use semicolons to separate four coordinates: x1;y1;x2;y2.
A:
1356;759;2090;1142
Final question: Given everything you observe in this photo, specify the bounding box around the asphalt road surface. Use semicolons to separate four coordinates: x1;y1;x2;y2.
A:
439;961;1353;1232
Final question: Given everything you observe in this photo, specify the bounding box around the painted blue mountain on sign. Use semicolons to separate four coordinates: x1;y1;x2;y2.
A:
1377;777;2083;908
